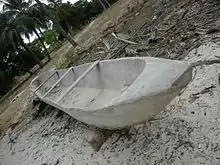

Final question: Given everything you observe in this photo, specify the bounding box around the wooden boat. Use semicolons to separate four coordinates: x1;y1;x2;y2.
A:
30;57;192;129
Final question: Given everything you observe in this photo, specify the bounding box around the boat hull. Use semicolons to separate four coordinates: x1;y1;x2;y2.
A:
30;57;192;129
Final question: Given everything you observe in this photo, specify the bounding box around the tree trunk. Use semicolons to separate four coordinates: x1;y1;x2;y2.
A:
52;1;74;36
103;0;111;8
54;18;77;46
38;28;44;36
98;0;107;10
20;39;43;68
34;0;77;47
33;29;51;60
21;67;33;75
11;63;34;75
66;21;75;36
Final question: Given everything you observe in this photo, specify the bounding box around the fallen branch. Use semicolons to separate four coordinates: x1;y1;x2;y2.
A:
174;141;194;150
192;85;216;96
102;39;111;50
112;32;138;45
218;73;220;85
190;59;220;68
148;117;165;122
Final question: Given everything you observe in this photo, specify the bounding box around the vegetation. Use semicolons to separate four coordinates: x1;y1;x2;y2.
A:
0;0;117;98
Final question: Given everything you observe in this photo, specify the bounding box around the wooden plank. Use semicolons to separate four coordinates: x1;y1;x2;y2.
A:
34;71;58;92
42;67;73;98
56;61;99;103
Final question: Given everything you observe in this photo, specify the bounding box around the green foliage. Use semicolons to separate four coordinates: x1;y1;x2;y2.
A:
0;0;46;97
0;0;118;97
32;29;61;54
41;30;60;46
2;0;29;11
0;42;44;97
54;0;118;34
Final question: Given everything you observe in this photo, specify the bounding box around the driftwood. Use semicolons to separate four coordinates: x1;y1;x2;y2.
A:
112;32;138;45
190;59;220;68
192;85;216;96
218;73;220;85
102;39;111;50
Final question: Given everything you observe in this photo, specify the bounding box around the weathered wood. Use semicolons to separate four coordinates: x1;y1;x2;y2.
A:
112;32;138;45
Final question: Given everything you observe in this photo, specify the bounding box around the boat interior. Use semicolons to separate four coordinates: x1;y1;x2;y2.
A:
30;58;145;109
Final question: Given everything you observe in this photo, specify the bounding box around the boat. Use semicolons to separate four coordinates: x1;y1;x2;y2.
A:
30;57;192;129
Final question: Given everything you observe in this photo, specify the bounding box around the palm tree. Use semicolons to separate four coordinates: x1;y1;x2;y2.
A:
26;3;51;29
0;0;28;11
0;12;43;67
53;2;75;35
1;0;51;60
34;0;77;47
16;13;51;60
26;3;64;51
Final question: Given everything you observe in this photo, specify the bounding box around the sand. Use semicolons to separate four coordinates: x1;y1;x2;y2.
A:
1;42;220;165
